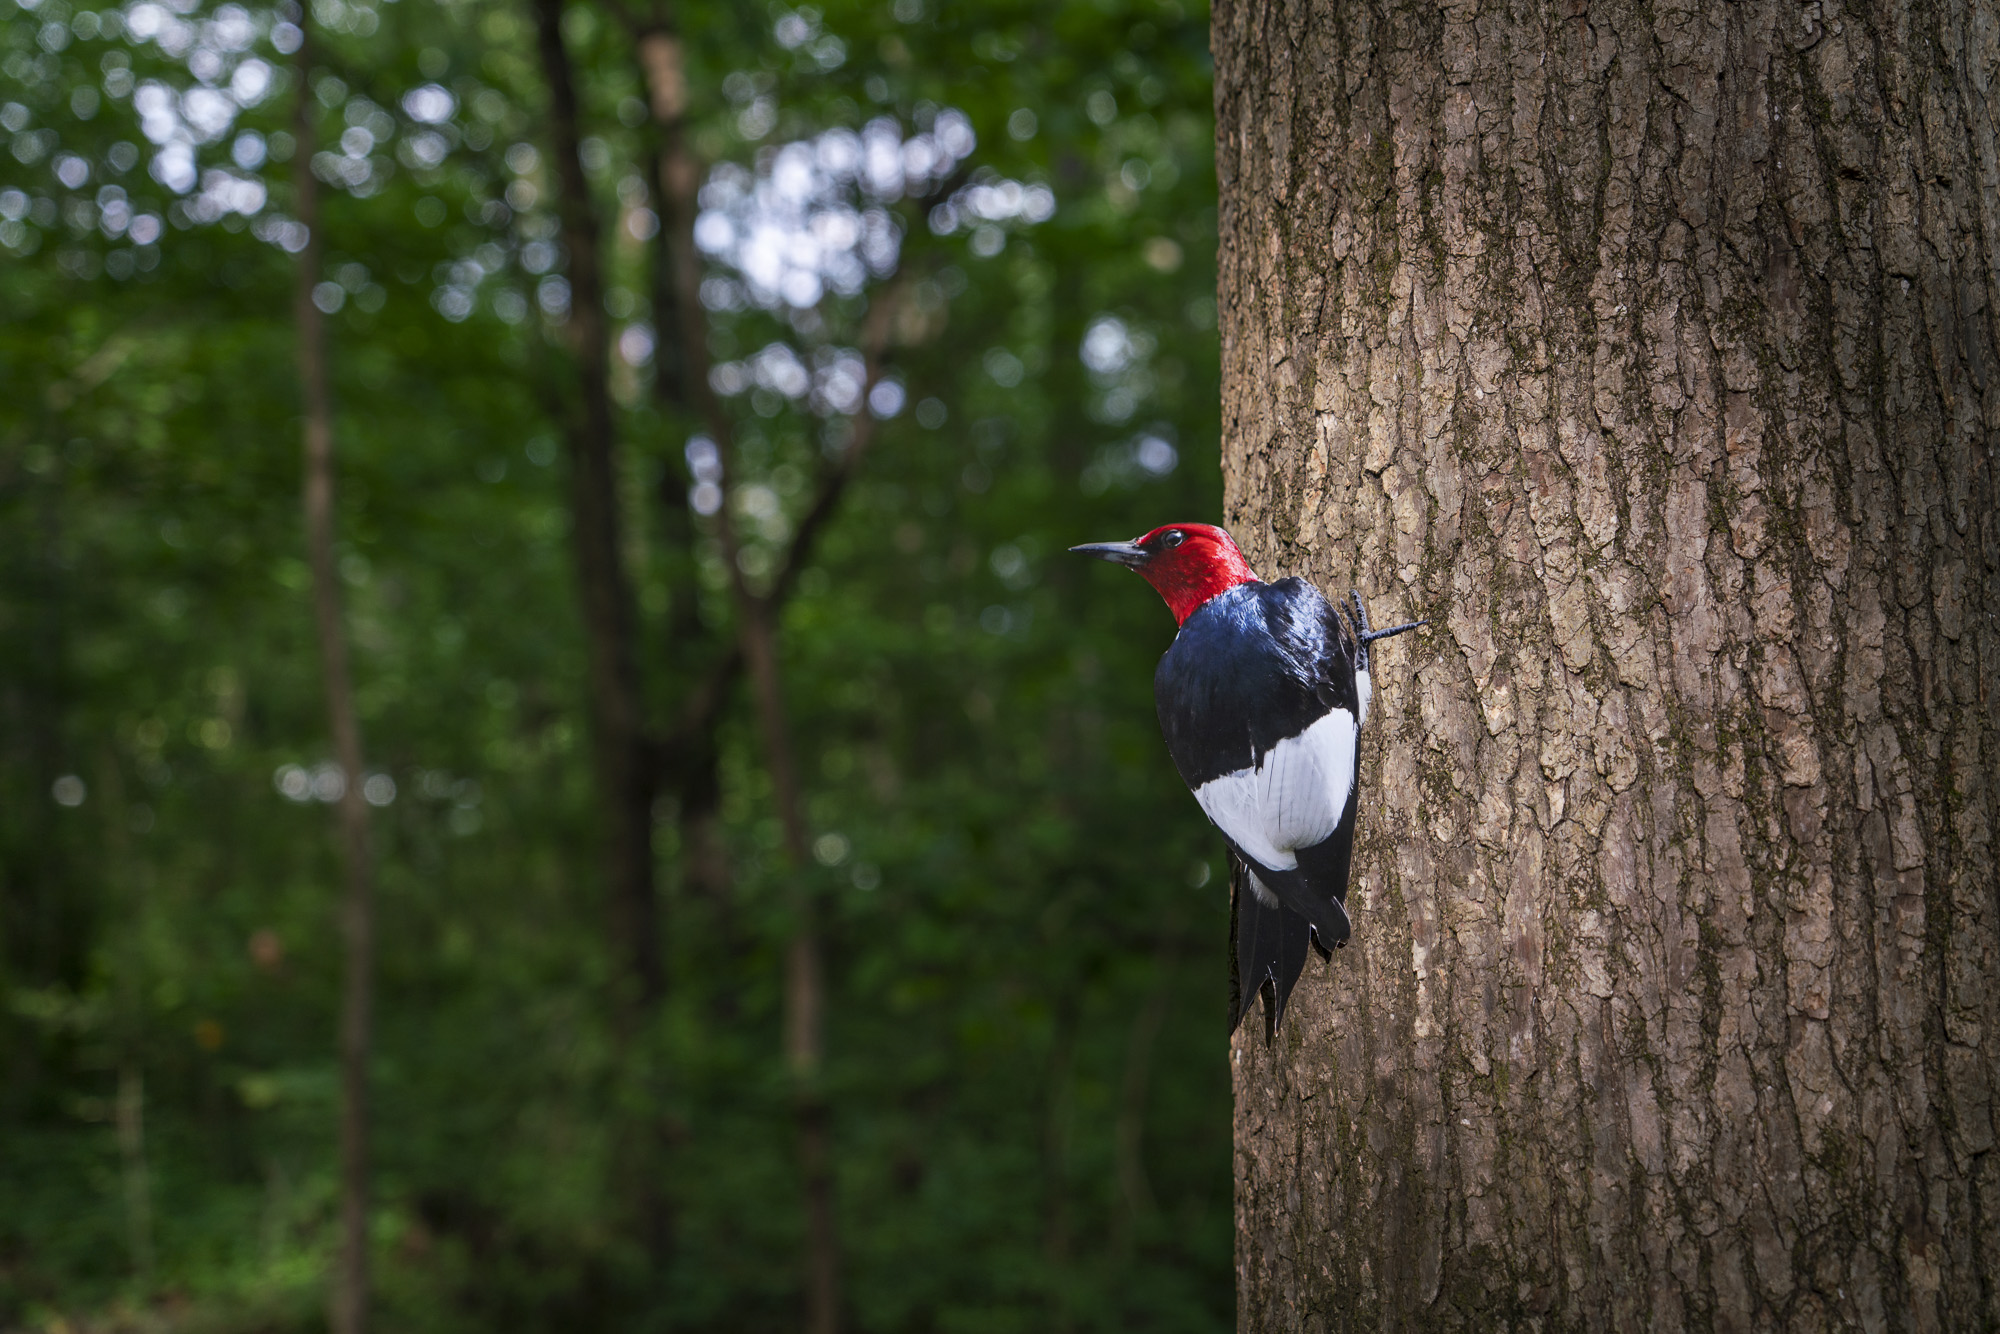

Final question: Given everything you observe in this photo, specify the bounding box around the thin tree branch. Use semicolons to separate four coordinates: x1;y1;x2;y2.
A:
634;48;944;770
292;19;374;1333
652;274;910;775
760;275;907;607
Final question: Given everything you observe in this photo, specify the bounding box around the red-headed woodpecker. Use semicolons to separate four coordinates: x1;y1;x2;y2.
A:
1072;523;1426;1035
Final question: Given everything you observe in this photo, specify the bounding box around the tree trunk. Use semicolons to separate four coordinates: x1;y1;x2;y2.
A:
529;0;672;1272
530;0;662;1021
627;34;931;1321
292;22;374;1331
115;1063;153;1280
629;27;844;1326
1214;0;2000;1328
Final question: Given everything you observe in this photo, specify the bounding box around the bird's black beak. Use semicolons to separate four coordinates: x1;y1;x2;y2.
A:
1070;540;1149;568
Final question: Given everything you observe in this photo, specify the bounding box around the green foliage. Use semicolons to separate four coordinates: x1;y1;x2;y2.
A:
0;0;1228;1328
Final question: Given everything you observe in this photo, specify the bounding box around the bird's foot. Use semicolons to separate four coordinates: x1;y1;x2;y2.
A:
1351;588;1427;645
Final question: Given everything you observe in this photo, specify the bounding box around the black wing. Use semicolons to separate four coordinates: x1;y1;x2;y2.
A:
1155;581;1358;784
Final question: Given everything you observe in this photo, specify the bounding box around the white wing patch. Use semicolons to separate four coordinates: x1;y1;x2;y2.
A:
1193;708;1357;871
1357;669;1373;727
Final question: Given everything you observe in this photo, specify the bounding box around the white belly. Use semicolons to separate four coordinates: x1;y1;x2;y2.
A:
1192;707;1357;871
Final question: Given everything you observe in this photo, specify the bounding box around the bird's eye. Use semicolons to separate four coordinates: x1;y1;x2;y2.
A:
1162;530;1185;548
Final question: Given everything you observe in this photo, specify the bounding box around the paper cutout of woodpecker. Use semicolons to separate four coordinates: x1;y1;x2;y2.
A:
1073;523;1426;1037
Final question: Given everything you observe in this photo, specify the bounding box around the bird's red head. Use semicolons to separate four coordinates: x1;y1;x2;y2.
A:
1070;523;1260;625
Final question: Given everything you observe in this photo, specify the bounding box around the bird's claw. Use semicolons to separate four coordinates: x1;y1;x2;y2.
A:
1346;589;1427;667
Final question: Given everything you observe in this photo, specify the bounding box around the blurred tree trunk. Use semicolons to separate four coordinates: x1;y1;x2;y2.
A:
639;49;734;931
645;40;847;1309
628;28;919;1328
531;0;660;1017
741;596;845;1334
292;20;374;1333
1214;0;2000;1328
114;1063;153;1280
529;0;670;1268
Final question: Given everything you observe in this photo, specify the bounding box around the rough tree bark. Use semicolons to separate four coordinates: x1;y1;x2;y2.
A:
1214;0;2000;1328
292;19;374;1332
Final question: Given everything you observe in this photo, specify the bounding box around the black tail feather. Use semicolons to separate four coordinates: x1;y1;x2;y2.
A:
1228;854;1317;1039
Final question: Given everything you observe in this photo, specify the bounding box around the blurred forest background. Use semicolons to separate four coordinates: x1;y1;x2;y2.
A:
0;0;1231;1328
